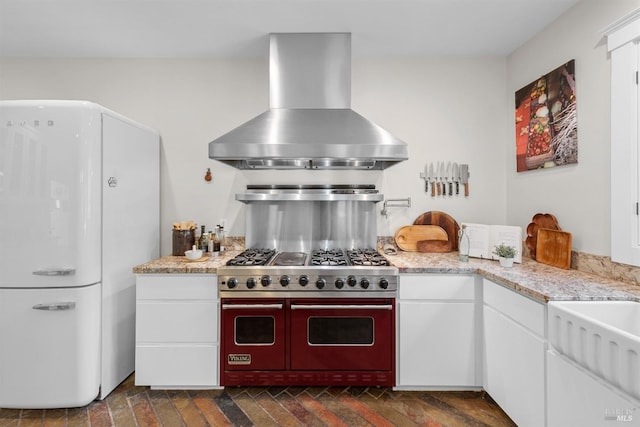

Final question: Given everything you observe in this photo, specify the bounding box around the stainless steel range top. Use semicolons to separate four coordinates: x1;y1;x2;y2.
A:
218;248;398;298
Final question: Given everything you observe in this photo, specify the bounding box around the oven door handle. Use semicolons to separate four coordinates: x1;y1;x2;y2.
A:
290;304;393;310
222;303;283;310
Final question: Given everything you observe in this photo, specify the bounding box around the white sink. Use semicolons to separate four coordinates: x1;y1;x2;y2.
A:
548;300;640;400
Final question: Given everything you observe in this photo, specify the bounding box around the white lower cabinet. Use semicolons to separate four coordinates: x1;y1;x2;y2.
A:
397;274;479;389
135;274;219;388
483;279;546;427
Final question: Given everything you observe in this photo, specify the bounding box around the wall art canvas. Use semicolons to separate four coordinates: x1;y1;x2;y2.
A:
515;60;577;172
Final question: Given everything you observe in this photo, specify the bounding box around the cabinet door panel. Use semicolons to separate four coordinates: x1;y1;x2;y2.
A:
399;301;475;386
484;305;545;427
135;345;218;387
136;301;218;343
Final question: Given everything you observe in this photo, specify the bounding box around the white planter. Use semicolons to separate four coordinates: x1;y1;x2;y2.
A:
499;257;514;268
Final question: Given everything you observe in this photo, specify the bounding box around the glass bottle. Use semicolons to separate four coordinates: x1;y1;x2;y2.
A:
213;232;221;254
458;224;470;262
198;225;207;252
203;231;210;252
219;225;226;251
208;233;214;254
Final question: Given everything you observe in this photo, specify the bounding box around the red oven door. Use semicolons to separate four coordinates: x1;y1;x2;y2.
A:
289;298;394;371
221;298;286;371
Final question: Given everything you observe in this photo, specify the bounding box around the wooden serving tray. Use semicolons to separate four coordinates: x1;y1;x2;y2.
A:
395;225;448;252
536;228;572;269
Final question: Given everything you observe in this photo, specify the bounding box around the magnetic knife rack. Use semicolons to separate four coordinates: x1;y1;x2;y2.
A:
419;161;470;197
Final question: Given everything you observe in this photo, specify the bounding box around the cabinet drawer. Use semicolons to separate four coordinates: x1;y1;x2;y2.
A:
135;344;218;387
400;274;475;300
136;275;217;300
483;279;544;337
137;301;218;343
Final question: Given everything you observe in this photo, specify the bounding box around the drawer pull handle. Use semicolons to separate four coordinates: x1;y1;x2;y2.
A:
32;302;76;311
222;303;283;310
291;304;393;310
33;268;76;276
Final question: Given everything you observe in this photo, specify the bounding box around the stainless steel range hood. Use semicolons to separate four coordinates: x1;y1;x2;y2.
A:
208;33;408;170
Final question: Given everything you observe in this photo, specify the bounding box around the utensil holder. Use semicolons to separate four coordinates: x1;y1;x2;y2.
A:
172;229;195;256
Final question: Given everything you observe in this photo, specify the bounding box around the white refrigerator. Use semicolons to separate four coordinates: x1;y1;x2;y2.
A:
0;100;159;408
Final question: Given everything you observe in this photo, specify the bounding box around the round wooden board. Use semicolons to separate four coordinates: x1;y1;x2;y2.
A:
413;211;460;251
525;213;560;260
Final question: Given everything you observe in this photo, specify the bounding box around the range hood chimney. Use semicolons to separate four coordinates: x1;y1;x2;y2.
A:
208;33;408;170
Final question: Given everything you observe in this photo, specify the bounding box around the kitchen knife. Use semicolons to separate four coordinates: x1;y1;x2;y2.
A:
446;161;453;196
453;163;460;195
442;162;449;196
441;161;446;196
440;161;447;196
423;163;429;193
428;163;435;197
436;162;442;196
442;162;447;196
460;164;470;197
434;162;438;196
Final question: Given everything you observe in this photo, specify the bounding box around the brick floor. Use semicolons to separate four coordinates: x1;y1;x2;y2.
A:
0;374;516;426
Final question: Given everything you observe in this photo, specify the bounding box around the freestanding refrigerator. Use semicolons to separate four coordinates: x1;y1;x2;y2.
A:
0;100;160;408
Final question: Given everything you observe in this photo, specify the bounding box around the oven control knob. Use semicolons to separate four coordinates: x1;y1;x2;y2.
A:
360;278;370;289
260;275;271;287
379;278;389;289
315;278;326;289
280;275;290;286
246;277;256;288
227;278;238;289
334;278;345;289
299;275;309;286
347;275;357;287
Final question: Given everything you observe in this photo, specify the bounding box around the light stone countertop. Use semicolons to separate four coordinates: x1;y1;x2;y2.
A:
389;251;640;303
133;250;242;274
133;250;640;304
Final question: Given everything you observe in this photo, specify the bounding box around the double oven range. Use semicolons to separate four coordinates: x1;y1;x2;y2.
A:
217;185;398;386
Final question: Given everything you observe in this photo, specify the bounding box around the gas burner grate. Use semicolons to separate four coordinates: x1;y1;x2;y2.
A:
226;248;276;266
310;249;348;266
347;249;391;266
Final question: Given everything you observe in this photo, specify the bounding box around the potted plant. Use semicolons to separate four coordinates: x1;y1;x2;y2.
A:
493;243;517;268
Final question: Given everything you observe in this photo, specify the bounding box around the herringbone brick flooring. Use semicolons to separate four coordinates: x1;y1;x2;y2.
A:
0;374;516;426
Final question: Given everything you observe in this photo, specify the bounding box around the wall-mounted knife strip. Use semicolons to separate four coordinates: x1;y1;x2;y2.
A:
420;161;470;197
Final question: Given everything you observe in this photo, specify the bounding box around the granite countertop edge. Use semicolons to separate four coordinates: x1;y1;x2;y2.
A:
133;251;640;304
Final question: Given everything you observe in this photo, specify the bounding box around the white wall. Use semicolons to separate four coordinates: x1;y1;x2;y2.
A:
0;57;507;255
506;0;639;256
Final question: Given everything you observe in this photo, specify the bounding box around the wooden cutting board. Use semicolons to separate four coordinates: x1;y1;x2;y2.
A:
536;228;572;269
417;239;453;253
413;211;460;251
395;225;448;251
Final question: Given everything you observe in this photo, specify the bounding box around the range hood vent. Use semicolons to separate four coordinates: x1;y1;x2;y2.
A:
208;33;408;170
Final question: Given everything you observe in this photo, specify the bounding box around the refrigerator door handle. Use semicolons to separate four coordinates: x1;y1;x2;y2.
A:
32;268;76;276
32;302;76;311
